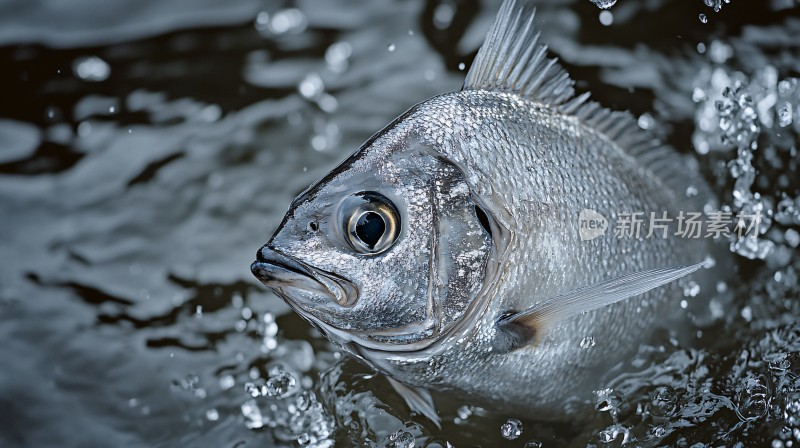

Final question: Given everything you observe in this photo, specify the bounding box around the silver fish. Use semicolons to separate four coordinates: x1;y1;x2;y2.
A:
251;0;727;424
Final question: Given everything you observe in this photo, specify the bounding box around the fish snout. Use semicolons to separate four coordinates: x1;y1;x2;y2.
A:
251;245;358;308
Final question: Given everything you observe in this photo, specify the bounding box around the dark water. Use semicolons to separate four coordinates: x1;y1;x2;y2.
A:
1;0;799;446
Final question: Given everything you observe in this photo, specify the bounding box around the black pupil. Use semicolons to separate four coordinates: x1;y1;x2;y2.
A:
355;212;385;249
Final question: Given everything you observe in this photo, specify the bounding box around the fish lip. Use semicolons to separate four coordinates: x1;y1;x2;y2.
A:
251;246;358;308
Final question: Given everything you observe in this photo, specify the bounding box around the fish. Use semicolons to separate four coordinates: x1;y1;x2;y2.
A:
251;0;728;425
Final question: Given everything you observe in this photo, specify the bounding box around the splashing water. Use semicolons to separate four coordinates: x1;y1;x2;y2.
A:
704;0;732;13
589;0;618;9
691;47;800;261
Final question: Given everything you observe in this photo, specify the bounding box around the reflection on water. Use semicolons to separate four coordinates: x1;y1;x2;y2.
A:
0;0;799;446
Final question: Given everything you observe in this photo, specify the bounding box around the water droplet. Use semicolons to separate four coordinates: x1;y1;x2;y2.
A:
384;430;415;448
650;385;677;417
241;399;264;429
524;441;543;448
266;8;307;35
699;13;708;24
590;0;617;9
244;381;265;398
297;433;311;446
387;43;396;52
708;40;733;64
580;336;596;348
500;418;523;440
784;228;800;248
296;391;314;411
741;306;753;321
73;56;111;82
239;308;253;323
317;93;338;113
778;103;793;127
598;424;632;444
234;319;247;332
594;388;623;413
637;113;654;130
458;62;466;71
599;10;613;26
433;2;456;29
205;408;219;421
683;281;700;297
734;374;771;421
254;11;269;28
265;367;297;398
784;392;800;426
219;375;235;391
325;41;352;73
298;73;324;100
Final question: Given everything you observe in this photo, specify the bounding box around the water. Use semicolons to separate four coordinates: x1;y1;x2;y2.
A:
1;0;799;446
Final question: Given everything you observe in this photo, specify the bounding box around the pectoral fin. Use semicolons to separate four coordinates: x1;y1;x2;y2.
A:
387;377;441;429
492;261;707;353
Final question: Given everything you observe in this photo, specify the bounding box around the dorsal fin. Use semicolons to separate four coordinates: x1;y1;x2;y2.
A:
463;0;716;212
463;0;581;108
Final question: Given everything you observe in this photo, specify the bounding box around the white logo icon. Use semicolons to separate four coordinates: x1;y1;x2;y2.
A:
579;209;608;241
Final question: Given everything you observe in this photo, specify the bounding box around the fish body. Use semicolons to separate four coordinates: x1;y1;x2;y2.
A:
252;0;726;420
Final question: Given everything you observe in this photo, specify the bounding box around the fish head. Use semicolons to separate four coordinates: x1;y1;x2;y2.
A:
251;127;498;354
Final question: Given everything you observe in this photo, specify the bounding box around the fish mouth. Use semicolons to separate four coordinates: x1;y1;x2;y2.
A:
251;246;358;308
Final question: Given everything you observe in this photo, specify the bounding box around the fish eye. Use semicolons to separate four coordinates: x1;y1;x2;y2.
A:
341;192;400;254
